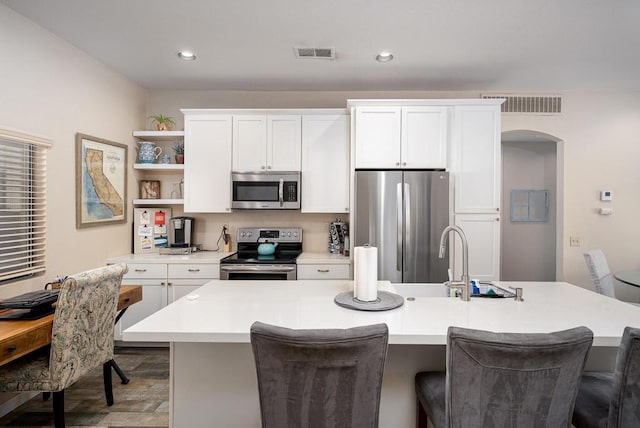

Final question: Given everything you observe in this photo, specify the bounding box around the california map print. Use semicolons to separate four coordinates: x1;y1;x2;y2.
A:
77;134;126;227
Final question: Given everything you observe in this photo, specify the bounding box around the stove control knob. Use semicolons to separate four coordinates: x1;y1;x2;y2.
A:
293;232;298;237
287;232;291;237
247;232;252;237
240;232;246;237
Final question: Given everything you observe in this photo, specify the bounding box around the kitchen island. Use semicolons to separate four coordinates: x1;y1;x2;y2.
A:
123;280;640;428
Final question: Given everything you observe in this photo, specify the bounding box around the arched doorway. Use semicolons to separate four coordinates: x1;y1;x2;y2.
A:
501;130;564;281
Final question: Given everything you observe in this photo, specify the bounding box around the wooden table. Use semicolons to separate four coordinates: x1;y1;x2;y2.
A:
0;285;142;366
614;270;640;288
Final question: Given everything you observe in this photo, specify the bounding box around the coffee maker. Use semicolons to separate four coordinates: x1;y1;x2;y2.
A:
169;216;194;248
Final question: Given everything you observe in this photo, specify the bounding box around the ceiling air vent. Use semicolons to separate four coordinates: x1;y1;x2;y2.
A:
294;47;335;59
482;95;562;114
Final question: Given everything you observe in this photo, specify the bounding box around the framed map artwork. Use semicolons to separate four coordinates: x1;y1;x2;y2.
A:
76;133;127;228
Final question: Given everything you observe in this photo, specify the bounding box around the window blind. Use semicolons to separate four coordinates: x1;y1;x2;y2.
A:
0;128;51;283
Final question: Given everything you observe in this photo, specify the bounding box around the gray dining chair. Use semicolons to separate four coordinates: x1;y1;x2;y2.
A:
584;250;640;307
250;321;389;428
415;326;594;428
573;326;640;428
0;263;128;428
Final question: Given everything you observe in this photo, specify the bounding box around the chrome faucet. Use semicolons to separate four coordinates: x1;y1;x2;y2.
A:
438;225;471;301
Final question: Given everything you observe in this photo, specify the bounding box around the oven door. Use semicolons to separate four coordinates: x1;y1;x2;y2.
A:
220;264;297;280
231;172;300;210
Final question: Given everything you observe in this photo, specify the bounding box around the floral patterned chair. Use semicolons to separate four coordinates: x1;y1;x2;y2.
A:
0;263;128;428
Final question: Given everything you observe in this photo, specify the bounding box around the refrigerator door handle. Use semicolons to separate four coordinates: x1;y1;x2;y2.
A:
397;182;402;272
404;182;411;273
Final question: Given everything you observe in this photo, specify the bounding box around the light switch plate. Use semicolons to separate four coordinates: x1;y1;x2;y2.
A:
600;190;613;201
570;236;581;247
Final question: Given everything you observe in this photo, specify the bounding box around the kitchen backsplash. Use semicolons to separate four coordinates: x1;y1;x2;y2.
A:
163;209;343;253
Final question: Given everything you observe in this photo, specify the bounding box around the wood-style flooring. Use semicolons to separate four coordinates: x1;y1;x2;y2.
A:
0;347;169;428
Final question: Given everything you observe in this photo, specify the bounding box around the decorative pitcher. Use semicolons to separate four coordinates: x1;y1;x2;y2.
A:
138;141;162;164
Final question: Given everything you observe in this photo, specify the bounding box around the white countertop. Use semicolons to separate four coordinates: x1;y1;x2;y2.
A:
123;280;640;346
296;252;350;264
106;251;233;264
108;251;348;265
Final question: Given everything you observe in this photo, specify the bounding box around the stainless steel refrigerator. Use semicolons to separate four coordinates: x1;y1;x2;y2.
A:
354;171;450;283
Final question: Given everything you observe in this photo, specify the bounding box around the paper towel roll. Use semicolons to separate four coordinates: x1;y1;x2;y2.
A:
354;245;378;302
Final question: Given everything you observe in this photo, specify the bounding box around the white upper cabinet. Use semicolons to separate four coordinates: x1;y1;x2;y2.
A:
354;106;448;169
354;106;401;168
268;115;301;171
451;105;501;213
233;115;301;172
301;115;349;213
401;107;448;169
183;113;232;213
232;116;266;172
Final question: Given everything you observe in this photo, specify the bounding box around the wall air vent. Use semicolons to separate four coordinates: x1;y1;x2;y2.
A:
482;94;562;114
294;47;335;59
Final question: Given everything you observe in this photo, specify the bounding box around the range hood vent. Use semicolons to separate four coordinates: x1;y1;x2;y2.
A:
482;94;562;114
294;47;335;59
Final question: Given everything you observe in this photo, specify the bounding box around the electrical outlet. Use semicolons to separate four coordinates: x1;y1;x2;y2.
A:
570;236;581;247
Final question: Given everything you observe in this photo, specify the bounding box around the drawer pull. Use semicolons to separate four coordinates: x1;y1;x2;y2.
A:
317;269;330;273
7;345;16;352
134;269;147;273
188;268;201;272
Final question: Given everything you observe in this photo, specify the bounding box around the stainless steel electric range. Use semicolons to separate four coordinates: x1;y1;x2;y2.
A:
219;227;302;280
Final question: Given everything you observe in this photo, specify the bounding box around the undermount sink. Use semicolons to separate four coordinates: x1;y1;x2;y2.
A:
390;282;516;299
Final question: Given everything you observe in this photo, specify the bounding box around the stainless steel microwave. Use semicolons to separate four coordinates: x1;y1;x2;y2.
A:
231;172;301;210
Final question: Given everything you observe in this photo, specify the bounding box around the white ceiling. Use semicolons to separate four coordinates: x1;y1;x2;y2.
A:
3;0;640;92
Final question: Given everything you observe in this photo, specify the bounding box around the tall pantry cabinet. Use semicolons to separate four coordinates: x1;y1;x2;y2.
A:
450;104;502;281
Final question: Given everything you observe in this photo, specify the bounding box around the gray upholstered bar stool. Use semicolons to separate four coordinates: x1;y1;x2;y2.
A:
572;326;640;428
250;321;389;428
415;326;593;428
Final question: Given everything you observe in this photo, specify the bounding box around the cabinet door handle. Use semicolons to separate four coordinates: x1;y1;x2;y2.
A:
396;162;400;166
188;268;200;272
7;345;16;352
402;162;407;166
317;269;330;273
134;269;147;273
261;166;266;170
267;165;272;170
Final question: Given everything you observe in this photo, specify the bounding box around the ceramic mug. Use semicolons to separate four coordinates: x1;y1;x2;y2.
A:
161;154;171;164
138;141;162;163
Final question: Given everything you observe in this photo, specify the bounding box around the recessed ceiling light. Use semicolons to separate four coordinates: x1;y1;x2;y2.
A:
177;51;196;61
376;52;394;62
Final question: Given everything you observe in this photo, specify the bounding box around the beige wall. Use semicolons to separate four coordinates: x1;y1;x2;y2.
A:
149;90;640;301
502;93;640;302
501;141;557;281
3;3;640;299
0;5;146;297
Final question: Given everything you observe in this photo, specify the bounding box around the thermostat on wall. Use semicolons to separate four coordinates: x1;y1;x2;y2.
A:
600;190;613;201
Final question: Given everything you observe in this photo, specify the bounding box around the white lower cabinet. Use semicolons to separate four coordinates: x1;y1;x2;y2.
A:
297;264;350;280
116;262;218;340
